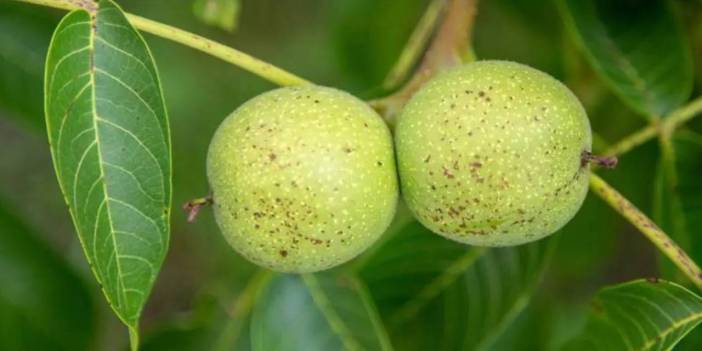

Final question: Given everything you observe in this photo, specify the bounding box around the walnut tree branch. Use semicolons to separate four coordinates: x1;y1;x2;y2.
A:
382;0;448;90
14;0;310;86
371;0;479;125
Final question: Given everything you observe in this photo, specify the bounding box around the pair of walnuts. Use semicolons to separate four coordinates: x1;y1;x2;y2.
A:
207;61;592;273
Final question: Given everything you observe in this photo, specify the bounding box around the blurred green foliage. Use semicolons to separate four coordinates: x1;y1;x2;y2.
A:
0;201;95;350
0;2;56;130
1;0;702;349
193;0;241;32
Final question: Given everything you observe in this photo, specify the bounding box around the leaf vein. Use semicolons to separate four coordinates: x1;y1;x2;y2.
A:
97;117;165;201
104;161;160;202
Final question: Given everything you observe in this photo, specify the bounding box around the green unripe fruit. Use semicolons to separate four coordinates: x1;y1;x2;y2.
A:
207;85;398;273
395;60;591;246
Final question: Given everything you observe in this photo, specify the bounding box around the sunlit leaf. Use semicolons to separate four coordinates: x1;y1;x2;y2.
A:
251;273;393;351
0;200;95;351
44;0;171;344
358;220;555;350
563;279;702;350
192;0;240;32
559;0;692;117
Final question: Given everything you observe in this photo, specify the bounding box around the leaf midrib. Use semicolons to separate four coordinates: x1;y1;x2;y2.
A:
43;8;132;325
607;290;702;350
87;7;131;324
639;312;702;350
561;0;658;117
302;274;362;351
389;247;487;325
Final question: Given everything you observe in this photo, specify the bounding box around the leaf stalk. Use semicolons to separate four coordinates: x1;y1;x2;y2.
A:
605;96;702;157
589;174;702;291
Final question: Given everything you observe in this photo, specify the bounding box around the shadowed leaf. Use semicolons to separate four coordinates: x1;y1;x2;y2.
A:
559;0;692;117
251;273;393;351
654;131;702;283
358;220;555;350
0;200;95;351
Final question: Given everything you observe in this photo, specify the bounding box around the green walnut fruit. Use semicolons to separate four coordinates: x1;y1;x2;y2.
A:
207;85;398;273
395;60;591;246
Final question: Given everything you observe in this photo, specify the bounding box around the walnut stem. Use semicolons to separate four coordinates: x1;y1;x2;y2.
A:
382;0;448;90
371;0;479;125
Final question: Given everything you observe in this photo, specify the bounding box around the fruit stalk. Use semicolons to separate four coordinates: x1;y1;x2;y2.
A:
14;0;309;86
589;173;702;291
581;151;618;169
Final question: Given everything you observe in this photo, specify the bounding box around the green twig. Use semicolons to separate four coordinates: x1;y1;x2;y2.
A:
382;0;447;90
589;173;702;291
667;96;702;131
603;124;658;157
14;0;310;86
604;96;702;157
